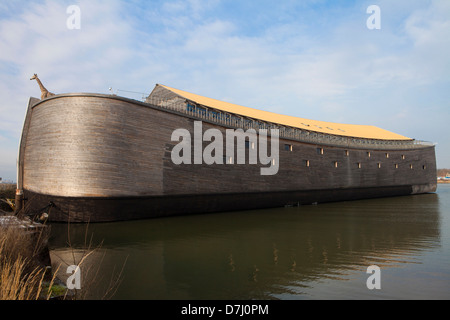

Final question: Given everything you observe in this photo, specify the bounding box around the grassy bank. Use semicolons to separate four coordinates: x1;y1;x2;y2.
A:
1;183;123;300
0;223;58;300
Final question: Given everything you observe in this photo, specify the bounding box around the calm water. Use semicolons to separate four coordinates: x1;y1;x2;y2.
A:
48;184;450;300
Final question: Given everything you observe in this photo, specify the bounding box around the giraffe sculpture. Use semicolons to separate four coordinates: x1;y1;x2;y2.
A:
30;74;55;100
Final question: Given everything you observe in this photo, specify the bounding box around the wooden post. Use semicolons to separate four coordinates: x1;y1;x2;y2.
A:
14;189;23;215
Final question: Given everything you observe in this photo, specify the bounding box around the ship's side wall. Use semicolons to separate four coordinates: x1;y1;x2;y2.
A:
23;95;184;197
17;98;40;189
162;119;437;196
23;95;436;198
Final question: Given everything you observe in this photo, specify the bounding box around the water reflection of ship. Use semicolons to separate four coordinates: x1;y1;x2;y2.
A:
48;193;440;299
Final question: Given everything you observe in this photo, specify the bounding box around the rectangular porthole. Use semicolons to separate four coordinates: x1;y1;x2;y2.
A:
223;156;233;164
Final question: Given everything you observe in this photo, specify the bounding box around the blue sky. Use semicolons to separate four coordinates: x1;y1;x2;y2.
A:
0;0;449;181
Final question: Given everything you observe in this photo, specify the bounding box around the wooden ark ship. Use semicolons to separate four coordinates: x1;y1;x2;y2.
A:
16;84;437;222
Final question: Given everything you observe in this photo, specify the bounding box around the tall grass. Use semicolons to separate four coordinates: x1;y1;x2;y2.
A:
1;185;126;300
1;218;126;300
0;226;58;300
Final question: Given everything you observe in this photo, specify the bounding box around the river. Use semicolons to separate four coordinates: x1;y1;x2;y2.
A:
48;184;450;300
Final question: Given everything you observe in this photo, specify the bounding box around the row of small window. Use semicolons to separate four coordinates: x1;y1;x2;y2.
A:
187;103;349;134
302;160;426;170
220;154;425;170
284;144;407;160
188;103;277;130
222;156;276;165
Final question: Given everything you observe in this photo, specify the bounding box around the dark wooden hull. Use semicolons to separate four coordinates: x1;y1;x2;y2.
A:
17;94;437;222
23;185;421;223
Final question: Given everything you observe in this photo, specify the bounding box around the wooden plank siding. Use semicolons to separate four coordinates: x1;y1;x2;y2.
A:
20;93;437;222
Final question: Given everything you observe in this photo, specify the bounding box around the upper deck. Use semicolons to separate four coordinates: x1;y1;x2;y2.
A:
146;84;433;150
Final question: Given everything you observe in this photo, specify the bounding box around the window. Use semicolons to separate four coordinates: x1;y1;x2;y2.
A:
304;160;310;167
197;106;206;116
317;148;324;155
385;153;389;159
223;156;233;164
245;140;255;150
395;164;399;169
377;163;381;169
423;165;427;170
285;144;293;151
401;155;405;160
334;161;338;168
345;150;349;156
367;152;371;158
410;164;413;169
186;103;196;112
357;162;362;169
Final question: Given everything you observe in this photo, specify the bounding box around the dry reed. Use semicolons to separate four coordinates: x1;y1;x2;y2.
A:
0;226;58;300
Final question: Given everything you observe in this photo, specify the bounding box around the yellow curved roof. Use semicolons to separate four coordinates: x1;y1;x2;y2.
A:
158;84;411;141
